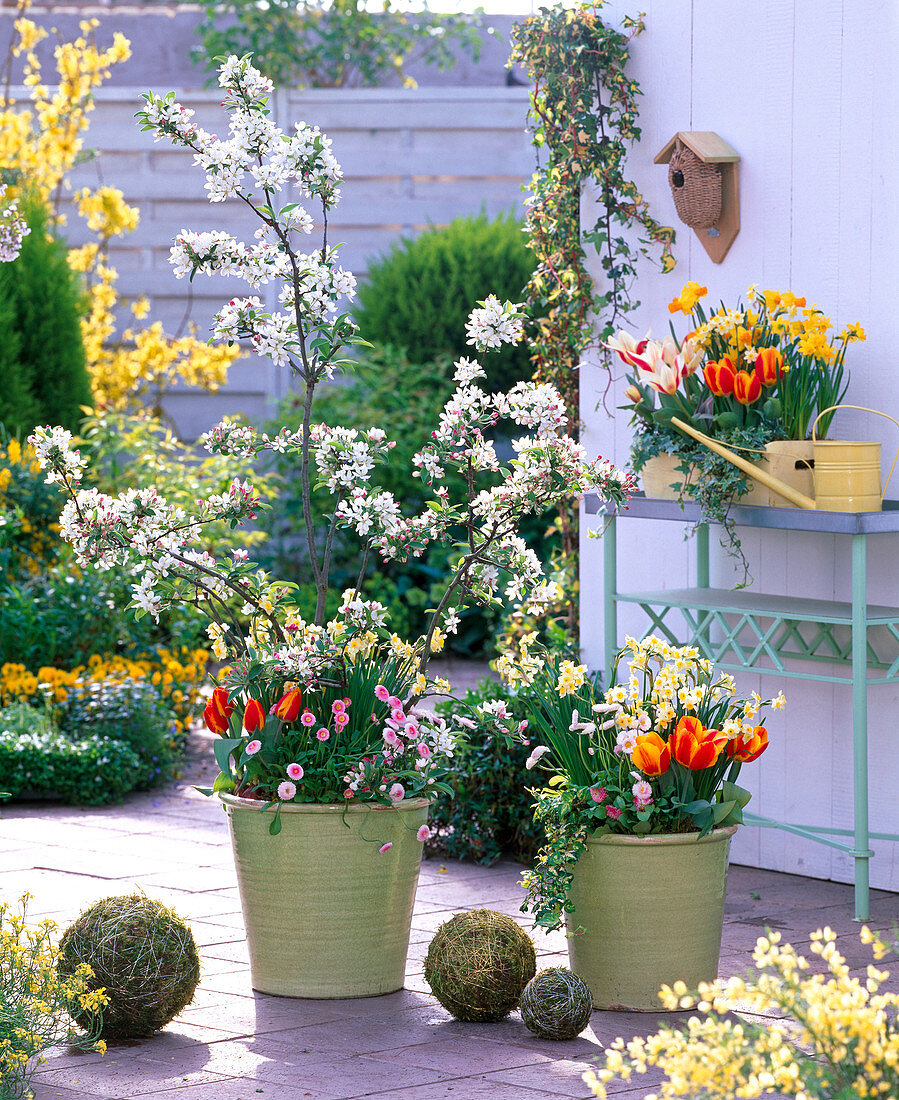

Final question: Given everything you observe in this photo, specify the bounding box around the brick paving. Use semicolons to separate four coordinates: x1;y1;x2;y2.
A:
3;687;899;1098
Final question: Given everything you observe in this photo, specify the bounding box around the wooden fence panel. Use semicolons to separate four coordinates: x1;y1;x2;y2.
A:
43;85;532;437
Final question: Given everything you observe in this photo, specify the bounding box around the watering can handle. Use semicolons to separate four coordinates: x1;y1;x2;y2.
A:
811;405;899;498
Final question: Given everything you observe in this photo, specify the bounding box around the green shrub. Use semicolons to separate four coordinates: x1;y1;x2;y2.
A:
0;564;203;671
192;0;485;89
0;703;142;806
354;212;536;395
0;197;90;434
0;291;31;434
429;677;545;864
59;679;180;787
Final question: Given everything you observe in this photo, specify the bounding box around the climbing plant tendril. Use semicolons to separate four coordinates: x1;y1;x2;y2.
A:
511;2;675;414
508;2;675;642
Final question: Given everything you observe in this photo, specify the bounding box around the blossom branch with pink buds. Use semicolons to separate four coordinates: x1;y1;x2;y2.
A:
0;186;29;262
31;54;635;693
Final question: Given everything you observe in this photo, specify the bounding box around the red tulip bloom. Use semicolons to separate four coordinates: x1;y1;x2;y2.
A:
668;716;727;770
704;357;736;397
203;687;234;734
733;370;762;405
203;702;228;734
631;731;671;777
754;347;783;386
243;698;266;734
726;725;769;763
273;686;303;722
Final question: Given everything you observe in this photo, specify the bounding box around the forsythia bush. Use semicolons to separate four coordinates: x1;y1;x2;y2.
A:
68;187;241;412
585;926;899;1099
0;3;240;415
0;895;106;1100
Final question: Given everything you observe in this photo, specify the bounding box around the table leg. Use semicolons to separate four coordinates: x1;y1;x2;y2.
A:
851;532;870;920
696;523;710;655
603;513;617;679
696;522;710;588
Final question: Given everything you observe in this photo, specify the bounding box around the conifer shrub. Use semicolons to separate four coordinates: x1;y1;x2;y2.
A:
353;211;535;395
0;196;91;434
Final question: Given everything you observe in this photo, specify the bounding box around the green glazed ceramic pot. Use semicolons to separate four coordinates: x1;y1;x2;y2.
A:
566;825;736;1011
220;793;430;998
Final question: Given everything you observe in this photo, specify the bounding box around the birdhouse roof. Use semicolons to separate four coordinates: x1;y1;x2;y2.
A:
654;132;740;165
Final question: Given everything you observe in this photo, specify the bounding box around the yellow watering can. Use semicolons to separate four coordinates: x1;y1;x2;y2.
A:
670;406;899;512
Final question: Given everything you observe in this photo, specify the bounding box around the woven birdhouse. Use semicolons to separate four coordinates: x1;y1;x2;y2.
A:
655;132;741;263
667;142;721;228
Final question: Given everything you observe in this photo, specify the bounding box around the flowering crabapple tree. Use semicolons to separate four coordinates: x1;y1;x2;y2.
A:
33;54;631;662
0;187;29;262
30;56;633;813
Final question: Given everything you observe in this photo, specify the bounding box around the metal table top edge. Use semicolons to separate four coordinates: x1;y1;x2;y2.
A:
584;493;899;534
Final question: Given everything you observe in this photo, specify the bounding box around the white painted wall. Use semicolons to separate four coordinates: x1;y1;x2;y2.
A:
579;0;899;889
50;85;532;438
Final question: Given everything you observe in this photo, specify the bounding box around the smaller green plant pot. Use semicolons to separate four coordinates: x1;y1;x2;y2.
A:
566;825;736;1011
221;794;430;998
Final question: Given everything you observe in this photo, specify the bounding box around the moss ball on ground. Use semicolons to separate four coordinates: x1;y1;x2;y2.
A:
424;909;536;1022
58;894;200;1041
520;967;593;1040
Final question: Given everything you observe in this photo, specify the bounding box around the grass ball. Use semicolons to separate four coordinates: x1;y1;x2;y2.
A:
520;967;593;1040
58;894;200;1041
424;908;536;1022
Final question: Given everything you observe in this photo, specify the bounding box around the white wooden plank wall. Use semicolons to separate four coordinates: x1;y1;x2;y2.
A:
579;0;899;889
43;86;532;437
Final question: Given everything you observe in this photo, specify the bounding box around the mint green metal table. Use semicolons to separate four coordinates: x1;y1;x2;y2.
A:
586;494;899;919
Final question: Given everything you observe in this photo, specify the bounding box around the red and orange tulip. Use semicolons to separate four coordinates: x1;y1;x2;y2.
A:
704;357;736;397
273;686;303;722
754;347;783;386
726;725;769;763
668;716;727;770
631;731;671;777
203;702;228;734
243;698;266;734
203;686;234;735
733;370;762;405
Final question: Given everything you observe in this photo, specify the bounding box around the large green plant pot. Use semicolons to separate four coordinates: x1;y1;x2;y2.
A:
566;825;736;1011
220;794;430;998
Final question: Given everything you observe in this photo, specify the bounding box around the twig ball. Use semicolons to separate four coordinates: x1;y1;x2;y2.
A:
424;909;536;1022
519;967;593;1040
58;894;200;1041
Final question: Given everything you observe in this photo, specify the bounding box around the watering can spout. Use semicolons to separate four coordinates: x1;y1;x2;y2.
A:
670;417;817;510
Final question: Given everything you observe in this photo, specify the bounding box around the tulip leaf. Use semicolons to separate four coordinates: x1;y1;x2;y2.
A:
213;737;243;777
764;397;782;419
212;771;236;794
712;799;739;825
715;411;740;430
720;781;752;809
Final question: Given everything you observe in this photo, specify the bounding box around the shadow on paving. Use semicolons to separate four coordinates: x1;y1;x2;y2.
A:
2;715;896;1100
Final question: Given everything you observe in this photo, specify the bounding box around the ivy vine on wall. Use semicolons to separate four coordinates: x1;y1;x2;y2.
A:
510;2;676;418
502;2;674;649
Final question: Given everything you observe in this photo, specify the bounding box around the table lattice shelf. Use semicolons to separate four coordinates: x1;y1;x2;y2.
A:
585;493;899;919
